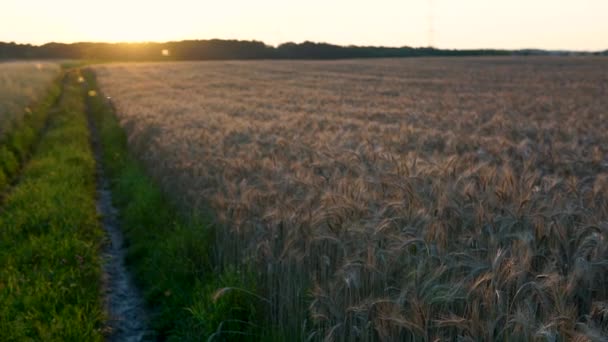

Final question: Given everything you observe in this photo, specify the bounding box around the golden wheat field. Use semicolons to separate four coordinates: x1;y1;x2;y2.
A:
94;57;608;340
0;62;60;136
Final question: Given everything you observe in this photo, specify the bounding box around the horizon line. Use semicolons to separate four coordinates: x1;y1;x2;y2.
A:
1;39;606;54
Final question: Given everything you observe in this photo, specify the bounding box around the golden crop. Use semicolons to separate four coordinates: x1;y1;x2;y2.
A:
94;57;608;340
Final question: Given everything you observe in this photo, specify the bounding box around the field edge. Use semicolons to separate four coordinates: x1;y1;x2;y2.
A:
0;72;62;193
84;68;289;341
0;69;105;340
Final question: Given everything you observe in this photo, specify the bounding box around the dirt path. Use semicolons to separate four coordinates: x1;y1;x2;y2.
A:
86;87;153;341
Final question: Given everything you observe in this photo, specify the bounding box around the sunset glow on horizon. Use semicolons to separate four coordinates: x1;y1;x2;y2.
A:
3;0;608;51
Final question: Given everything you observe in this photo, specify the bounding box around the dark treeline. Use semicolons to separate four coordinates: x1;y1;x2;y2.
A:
0;39;603;61
0;39;508;61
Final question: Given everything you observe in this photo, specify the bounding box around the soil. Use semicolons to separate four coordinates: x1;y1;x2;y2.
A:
87;92;153;341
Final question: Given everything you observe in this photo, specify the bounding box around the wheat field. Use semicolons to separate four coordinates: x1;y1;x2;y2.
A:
0;62;60;136
94;57;608;340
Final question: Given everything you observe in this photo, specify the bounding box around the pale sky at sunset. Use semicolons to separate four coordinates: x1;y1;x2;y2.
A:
2;0;607;51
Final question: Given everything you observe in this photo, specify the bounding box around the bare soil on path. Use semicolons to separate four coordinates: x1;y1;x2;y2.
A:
87;92;153;342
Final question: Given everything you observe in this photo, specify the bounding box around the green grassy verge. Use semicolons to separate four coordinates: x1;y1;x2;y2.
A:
0;76;62;192
0;70;105;340
84;70;273;341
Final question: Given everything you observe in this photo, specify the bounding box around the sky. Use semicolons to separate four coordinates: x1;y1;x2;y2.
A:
2;0;607;51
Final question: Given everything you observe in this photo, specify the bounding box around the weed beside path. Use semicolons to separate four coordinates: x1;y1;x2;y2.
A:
84;69;275;341
0;72;61;194
87;74;152;341
0;70;105;340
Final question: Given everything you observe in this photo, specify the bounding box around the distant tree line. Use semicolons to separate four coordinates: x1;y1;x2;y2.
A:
0;39;603;61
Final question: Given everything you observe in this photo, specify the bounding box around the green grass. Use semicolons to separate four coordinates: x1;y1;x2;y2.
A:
0;70;105;341
84;70;275;341
0;75;61;191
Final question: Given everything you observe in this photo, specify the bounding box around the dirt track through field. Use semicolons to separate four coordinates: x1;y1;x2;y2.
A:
86;88;152;341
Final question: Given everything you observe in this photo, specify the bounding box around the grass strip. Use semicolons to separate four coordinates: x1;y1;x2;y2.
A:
0;70;105;341
84;70;276;341
0;74;62;192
